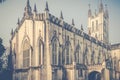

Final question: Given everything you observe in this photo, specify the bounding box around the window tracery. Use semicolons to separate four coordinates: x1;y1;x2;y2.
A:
64;36;72;65
75;44;80;64
39;40;44;65
23;40;30;68
51;30;59;65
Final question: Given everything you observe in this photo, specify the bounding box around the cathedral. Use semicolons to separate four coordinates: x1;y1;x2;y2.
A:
10;0;120;80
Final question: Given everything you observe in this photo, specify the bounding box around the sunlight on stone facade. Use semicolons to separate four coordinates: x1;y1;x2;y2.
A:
10;0;120;80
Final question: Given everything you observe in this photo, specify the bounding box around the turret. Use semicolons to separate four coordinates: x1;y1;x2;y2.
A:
17;18;20;25
88;4;92;17
105;4;109;18
60;11;64;26
45;1;49;12
60;11;64;20
24;0;32;18
99;0;104;13
33;3;37;12
44;1;49;19
81;24;84;31
72;19;75;26
33;3;37;19
11;29;14;37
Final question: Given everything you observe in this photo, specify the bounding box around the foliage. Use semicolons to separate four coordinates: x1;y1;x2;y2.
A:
0;37;12;80
0;38;5;71
0;0;6;3
0;38;5;57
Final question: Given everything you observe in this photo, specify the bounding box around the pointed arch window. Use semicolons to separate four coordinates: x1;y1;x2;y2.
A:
91;50;95;65
98;50;101;64
96;20;98;31
23;40;30;68
39;40;44;65
92;21;94;32
52;38;59;65
75;44;80;64
66;43;69;64
65;41;72;65
83;45;88;65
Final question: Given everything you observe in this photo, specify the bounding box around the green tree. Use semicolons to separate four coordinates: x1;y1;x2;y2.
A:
0;38;13;80
0;37;5;71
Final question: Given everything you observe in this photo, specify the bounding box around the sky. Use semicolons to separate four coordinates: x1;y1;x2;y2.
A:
0;0;120;47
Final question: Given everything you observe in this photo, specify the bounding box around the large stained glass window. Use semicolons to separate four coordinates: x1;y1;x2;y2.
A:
23;40;30;68
39;40;44;65
52;38;59;65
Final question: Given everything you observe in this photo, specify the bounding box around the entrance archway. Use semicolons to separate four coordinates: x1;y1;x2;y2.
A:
88;71;101;80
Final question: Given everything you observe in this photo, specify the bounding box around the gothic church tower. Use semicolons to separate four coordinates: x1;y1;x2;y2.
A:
88;0;109;44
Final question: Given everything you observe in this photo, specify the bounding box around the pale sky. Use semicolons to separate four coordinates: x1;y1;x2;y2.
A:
0;0;120;47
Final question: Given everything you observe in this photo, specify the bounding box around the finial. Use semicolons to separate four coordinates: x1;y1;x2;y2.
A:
24;0;32;17
105;4;109;18
95;34;98;39
26;0;31;8
60;11;64;19
34;3;37;12
99;0;103;12
17;18;20;25
81;24;83;31
88;4;91;9
88;4;92;17
88;30;91;35
105;4;107;7
105;4;108;10
72;19;75;26
95;9;97;15
45;1;49;11
11;29;14;36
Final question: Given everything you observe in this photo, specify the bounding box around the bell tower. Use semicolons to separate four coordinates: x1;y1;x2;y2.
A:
88;0;109;44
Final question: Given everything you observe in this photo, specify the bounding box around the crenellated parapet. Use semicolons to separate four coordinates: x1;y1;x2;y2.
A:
48;13;109;49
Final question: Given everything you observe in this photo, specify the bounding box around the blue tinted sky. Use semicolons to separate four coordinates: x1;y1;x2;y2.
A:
0;0;120;46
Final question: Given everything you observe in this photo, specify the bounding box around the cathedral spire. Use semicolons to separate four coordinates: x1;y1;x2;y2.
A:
88;4;92;17
11;29;13;36
24;0;32;18
81;24;83;31
60;11;64;19
72;19;75;26
99;0;104;12
17;18;20;25
34;3;37;12
27;0;30;7
105;4;109;18
45;1;49;11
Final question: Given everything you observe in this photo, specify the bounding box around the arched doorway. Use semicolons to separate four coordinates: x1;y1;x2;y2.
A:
88;71;101;80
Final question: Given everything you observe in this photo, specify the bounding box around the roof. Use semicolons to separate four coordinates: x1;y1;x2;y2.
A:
111;43;120;50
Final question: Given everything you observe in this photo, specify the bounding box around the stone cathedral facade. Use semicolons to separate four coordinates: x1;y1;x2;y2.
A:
10;0;120;80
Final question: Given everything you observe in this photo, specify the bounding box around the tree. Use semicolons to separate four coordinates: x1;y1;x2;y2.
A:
0;0;6;3
0;37;5;71
0;38;13;80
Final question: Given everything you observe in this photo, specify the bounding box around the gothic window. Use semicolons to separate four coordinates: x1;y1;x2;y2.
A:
52;69;57;80
66;44;69;64
91;50;95;65
83;45;88;65
23;40;30;68
75;44;80;64
98;50;101;64
52;37;59;65
96;20;98;31
92;21;94;32
114;57;117;70
65;36;72;65
78;69;83;77
22;72;28;80
39;40;44;65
